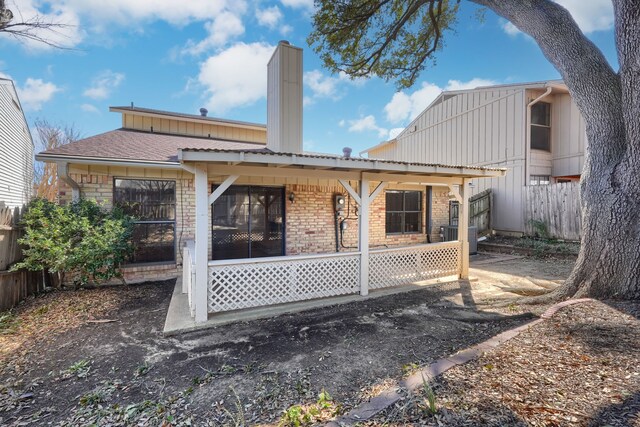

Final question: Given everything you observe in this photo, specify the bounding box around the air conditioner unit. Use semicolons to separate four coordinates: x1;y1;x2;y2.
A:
439;225;478;255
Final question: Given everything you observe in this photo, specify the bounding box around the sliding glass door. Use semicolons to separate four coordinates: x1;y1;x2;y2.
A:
211;186;285;260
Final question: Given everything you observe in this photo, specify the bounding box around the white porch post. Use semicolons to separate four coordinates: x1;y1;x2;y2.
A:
194;163;209;323
458;179;470;279
359;178;370;296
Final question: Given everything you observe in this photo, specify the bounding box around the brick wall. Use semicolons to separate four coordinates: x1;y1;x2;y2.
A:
60;166;453;282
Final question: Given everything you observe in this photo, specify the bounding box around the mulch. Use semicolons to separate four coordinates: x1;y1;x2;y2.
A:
365;300;640;426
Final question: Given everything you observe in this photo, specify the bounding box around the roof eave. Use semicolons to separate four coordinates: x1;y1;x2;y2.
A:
178;149;506;179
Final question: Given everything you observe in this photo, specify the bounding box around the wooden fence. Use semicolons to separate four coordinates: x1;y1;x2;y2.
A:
524;182;581;241
449;189;492;235
0;204;45;311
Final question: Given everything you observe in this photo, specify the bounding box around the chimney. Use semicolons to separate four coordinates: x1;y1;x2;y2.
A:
267;40;303;154
199;107;208;117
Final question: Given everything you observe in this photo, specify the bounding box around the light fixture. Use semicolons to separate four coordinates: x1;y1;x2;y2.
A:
289;192;295;203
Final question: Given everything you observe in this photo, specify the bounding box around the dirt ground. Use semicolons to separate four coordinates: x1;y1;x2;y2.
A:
0;254;626;427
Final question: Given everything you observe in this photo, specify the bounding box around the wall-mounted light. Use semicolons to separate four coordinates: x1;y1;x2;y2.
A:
288;192;295;203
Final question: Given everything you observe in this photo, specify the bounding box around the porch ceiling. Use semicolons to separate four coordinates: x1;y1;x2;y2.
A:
178;148;506;183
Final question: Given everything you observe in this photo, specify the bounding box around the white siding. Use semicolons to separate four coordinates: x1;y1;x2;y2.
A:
0;80;33;208
551;93;586;177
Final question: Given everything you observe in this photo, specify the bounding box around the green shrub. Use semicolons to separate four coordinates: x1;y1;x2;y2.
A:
12;198;134;287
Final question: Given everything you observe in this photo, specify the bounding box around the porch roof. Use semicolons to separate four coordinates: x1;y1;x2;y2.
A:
179;148;506;181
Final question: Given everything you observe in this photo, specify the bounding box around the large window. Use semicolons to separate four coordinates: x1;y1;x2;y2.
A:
212;186;284;260
385;190;422;234
531;102;551;151
114;179;176;263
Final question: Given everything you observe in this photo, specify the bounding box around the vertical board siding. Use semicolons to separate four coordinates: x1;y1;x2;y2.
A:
376;88;527;232
551;93;586;177
0;81;33;209
524;182;581;241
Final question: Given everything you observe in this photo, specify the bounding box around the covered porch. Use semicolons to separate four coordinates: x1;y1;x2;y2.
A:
178;149;505;323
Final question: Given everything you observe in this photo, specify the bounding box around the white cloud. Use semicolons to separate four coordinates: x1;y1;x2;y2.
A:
502;0;613;36
196;42;275;114
6;0;245;50
81;103;100;113
346;115;388;138
280;0;314;10
83;70;125;100
304;69;366;105
16;78;60;111
384;78;498;124
388;128;404;139
256;6;282;29
184;11;245;54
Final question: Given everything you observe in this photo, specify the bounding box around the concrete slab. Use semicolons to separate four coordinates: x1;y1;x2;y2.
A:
163;275;464;335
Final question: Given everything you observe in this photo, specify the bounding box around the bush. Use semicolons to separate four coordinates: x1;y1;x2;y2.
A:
12;198;135;287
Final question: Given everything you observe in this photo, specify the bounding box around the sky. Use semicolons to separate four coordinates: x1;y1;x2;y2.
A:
1;0;618;156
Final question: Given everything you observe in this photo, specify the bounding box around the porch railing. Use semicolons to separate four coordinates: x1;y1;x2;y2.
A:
204;241;462;314
369;241;461;289
207;252;361;313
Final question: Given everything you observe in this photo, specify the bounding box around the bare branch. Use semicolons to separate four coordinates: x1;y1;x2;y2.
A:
0;1;77;49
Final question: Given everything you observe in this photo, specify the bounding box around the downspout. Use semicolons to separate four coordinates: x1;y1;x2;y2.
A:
525;87;553;185
56;162;80;201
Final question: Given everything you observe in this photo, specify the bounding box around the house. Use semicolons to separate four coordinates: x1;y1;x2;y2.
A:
362;81;586;235
0;78;33;209
36;42;504;323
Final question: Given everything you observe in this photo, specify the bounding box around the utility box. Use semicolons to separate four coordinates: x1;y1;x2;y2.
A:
440;225;478;255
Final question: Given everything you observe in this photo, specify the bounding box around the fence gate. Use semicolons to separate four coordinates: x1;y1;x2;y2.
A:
449;189;492;235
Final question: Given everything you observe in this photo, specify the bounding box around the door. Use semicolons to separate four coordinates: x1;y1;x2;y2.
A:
211;185;285;260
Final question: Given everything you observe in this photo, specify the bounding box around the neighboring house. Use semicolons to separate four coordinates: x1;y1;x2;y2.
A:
0;78;34;209
36;42;504;323
362;81;586;235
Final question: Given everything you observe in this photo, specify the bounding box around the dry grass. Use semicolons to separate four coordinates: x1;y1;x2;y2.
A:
366;300;640;426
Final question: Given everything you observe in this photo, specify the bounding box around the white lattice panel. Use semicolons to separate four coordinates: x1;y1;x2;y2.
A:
369;242;461;289
208;253;360;313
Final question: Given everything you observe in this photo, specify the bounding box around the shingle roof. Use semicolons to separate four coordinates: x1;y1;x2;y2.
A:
39;129;268;162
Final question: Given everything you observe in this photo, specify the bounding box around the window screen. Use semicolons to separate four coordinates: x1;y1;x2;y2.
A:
385;190;422;234
114;179;176;263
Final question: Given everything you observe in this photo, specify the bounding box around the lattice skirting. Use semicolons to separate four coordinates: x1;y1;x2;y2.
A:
369;242;461;289
208;254;360;313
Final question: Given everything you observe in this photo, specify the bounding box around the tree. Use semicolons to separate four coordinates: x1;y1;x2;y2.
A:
0;0;73;48
310;0;640;300
33;120;81;201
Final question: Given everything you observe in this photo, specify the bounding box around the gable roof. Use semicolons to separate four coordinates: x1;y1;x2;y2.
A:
37;128;269;164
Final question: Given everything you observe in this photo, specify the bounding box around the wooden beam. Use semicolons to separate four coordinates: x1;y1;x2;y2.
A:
458;179;470;280
207;164;361;181
368;181;388;203
448;184;463;204
194;163;209;323
338;179;361;206
208;175;239;205
362;172;463;186
359;179;370;296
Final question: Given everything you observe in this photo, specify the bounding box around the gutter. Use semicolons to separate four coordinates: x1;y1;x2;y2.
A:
56;162;80;201
36;153;183;170
525;87;553;185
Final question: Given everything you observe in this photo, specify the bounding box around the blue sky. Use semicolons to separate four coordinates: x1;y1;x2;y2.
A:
1;0;617;156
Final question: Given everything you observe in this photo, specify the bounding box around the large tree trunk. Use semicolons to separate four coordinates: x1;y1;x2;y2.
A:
471;0;640;300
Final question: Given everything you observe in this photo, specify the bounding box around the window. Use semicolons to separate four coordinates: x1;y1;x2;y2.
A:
385;190;422;234
212;186;284;260
114;179;176;263
530;175;550;186
530;102;551;151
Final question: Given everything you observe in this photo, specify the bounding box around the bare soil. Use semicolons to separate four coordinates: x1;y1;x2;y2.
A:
0;255;636;426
